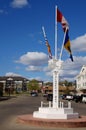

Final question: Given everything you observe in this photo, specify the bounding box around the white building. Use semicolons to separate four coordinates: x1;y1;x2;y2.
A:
76;65;86;93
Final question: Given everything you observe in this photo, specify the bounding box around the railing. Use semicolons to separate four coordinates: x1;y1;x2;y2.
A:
40;101;71;108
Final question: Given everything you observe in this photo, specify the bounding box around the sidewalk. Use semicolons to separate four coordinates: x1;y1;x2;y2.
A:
0;96;10;101
0;95;17;101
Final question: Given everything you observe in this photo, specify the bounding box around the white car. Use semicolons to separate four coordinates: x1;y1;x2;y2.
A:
82;95;86;103
65;95;73;100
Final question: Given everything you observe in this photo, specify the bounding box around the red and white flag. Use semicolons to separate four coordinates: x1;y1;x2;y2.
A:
57;9;69;31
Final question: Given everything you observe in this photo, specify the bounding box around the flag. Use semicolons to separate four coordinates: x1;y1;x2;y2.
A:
45;39;52;59
57;8;73;61
42;26;52;59
57;9;69;32
64;31;73;62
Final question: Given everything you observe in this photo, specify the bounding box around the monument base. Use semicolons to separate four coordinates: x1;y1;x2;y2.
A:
33;107;79;119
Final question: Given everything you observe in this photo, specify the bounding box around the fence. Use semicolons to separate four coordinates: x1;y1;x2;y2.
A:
40;101;71;108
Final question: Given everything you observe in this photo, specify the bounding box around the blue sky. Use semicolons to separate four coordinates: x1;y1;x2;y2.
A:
0;0;86;81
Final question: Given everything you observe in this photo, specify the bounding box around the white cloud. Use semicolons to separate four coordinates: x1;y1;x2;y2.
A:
14;55;86;81
26;65;42;72
5;72;21;77
15;51;86;81
15;48;86;81
36;35;85;81
60;56;86;81
43;66;50;72
11;0;29;8
72;34;86;52
16;52;48;66
44;56;86;81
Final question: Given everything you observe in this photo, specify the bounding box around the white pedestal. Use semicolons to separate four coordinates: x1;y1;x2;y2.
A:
33;107;79;119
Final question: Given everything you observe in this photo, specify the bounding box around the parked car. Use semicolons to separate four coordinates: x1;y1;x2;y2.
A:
82;94;86;103
30;92;38;97
62;94;67;100
47;94;53;101
73;95;82;103
65;95;73;101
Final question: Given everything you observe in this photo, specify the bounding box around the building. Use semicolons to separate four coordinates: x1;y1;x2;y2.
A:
76;65;86;94
0;76;30;95
0;76;44;95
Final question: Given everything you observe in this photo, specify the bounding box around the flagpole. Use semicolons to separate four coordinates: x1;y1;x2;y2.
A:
59;28;67;60
55;5;57;60
42;26;47;40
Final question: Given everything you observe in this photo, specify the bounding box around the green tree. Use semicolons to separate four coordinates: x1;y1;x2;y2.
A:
28;79;39;91
44;82;53;86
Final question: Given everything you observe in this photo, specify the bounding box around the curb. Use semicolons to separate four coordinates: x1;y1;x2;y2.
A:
17;114;86;128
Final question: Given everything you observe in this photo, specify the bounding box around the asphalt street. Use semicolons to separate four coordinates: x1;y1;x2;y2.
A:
0;94;86;130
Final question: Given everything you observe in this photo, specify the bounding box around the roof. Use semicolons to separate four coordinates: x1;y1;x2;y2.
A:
80;65;86;74
0;76;29;81
76;65;86;78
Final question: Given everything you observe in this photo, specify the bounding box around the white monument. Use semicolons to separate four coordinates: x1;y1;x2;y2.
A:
33;6;79;119
33;59;79;119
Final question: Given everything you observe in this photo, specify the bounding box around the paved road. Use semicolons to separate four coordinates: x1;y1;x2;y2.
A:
0;94;86;130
